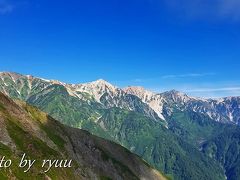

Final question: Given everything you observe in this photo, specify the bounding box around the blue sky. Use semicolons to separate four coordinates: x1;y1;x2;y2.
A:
0;0;240;98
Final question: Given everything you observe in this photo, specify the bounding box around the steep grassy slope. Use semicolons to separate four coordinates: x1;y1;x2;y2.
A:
165;109;240;180
97;108;225;180
166;109;227;146
0;92;167;180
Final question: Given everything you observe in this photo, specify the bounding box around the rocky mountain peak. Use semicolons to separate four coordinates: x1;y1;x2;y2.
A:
123;86;155;102
50;79;66;86
161;89;191;103
91;79;116;89
165;89;185;96
0;71;23;81
72;79;117;102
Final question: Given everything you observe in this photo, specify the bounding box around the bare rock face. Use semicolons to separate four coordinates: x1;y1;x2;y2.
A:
0;117;15;149
124;86;166;121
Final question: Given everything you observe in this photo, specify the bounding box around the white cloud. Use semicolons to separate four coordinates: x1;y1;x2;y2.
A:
161;73;215;79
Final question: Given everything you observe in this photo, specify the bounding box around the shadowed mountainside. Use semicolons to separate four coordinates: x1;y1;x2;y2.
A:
0;92;167;180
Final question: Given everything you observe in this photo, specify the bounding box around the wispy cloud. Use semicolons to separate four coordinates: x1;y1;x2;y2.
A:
151;86;240;98
182;86;240;98
133;78;144;82
150;79;240;98
218;0;240;20
0;0;14;14
161;73;215;79
186;87;240;93
163;0;240;21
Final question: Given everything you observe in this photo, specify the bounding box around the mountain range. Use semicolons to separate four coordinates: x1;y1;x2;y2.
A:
1;72;239;126
0;72;240;180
